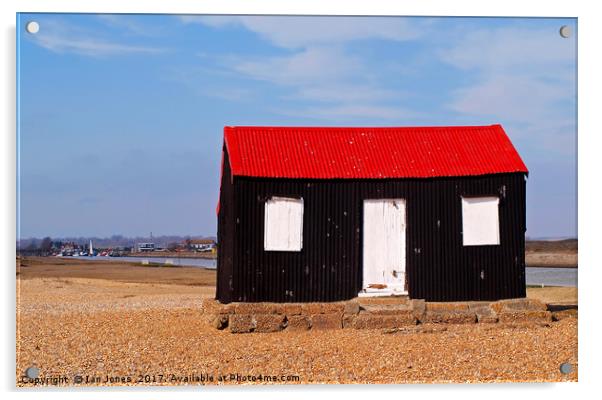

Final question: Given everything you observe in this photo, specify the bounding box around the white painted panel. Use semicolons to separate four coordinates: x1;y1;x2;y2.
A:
264;197;303;251
363;199;406;292
461;196;500;246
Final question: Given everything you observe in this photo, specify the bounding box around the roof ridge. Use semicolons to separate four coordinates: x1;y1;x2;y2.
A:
225;124;501;130
222;124;527;179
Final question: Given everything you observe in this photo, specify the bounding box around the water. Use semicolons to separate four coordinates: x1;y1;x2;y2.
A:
68;255;216;269
65;257;576;286
525;267;577;287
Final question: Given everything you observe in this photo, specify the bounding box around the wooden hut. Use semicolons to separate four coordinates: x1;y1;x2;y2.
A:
216;125;528;303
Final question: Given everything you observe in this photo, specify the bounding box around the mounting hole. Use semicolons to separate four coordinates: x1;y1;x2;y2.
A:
559;362;573;374
559;25;571;38
26;21;39;34
25;366;39;379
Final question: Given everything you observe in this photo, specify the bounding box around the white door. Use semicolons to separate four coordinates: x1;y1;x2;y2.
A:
362;199;406;294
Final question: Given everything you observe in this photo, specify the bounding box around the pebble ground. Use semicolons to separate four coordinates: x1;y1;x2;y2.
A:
17;275;578;386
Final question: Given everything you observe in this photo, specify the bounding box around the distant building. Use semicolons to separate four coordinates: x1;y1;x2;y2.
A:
137;243;155;252
60;242;80;256
188;239;216;252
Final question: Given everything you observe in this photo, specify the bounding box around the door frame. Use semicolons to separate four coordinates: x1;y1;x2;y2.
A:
360;198;407;297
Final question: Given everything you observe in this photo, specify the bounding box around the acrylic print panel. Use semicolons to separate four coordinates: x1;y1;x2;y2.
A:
16;13;577;387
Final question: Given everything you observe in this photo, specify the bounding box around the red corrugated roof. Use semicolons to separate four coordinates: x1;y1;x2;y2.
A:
223;125;528;179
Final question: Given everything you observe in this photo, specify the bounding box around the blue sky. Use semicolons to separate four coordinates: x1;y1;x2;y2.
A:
17;14;577;239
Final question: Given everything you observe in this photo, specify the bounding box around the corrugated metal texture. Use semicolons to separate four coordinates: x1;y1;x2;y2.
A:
216;153;527;303
228;176;362;302
216;147;235;303
224;125;528;180
411;173;527;301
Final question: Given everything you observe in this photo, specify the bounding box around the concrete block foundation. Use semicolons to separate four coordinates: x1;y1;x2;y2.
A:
200;297;571;333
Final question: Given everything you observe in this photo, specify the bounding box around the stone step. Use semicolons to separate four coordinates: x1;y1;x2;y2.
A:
471;306;499;323
497;310;552;324
357;296;410;306
421;310;478;324
360;304;414;315
490;298;547;313
426;302;470;312
344;314;417;329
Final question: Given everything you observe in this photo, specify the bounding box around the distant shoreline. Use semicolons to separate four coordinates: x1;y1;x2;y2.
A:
126;251;216;259
525;249;577;269
125;252;576;268
20;251;576;268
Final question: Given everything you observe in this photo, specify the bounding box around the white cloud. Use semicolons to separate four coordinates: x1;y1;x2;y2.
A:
97;14;163;37
179;15;429;120
30;19;165;57
515;118;577;156
279;104;421;121
449;74;569;122
231;46;361;85
35;35;164;56
294;84;398;103
441;24;576;154
179;15;425;49
439;26;575;73
223;46;411;118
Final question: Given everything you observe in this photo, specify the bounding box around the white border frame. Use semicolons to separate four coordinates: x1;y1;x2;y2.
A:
4;1;596;399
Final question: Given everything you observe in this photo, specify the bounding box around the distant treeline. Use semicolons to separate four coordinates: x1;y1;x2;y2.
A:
17;234;217;253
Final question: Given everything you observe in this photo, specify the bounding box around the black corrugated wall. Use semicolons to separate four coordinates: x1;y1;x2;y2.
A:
216;148;235;303
217;150;527;303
